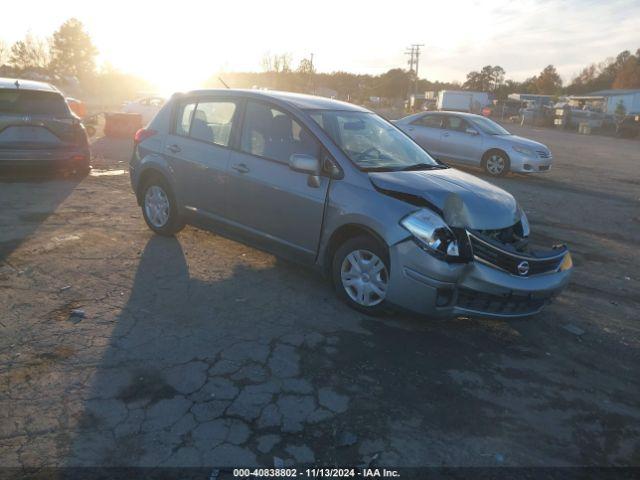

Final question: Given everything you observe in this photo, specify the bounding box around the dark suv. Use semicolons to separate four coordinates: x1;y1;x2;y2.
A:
0;78;90;174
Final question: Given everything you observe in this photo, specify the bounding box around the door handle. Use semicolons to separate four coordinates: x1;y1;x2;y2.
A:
408;127;415;131
442;132;450;137
166;144;181;154
231;163;250;174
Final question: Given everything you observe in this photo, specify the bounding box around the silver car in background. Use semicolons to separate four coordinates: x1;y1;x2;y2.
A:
130;90;572;319
395;111;553;176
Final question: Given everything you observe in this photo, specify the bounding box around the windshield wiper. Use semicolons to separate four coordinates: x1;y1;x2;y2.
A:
360;166;399;172
397;163;447;171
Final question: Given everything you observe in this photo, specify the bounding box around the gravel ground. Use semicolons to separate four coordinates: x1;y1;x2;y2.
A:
0;126;638;469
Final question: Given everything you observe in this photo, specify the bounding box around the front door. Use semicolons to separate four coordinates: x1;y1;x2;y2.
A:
225;101;329;263
439;115;483;164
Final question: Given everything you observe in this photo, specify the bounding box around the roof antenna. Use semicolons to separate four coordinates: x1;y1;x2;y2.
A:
218;77;230;89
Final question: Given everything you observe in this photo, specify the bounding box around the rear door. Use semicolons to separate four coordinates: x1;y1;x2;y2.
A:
225;100;330;263
404;114;444;156
163;97;238;216
0;89;80;152
439;115;483;164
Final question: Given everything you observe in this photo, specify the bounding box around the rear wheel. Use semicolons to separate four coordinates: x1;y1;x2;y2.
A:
332;235;390;316
482;151;510;177
140;176;184;236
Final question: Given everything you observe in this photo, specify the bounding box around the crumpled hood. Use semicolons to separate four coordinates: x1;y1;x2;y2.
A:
369;168;520;230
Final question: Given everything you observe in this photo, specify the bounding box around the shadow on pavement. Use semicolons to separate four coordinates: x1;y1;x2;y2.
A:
64;234;640;468
0;170;83;262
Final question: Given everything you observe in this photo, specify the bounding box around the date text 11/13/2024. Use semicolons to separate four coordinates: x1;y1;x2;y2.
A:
232;468;401;477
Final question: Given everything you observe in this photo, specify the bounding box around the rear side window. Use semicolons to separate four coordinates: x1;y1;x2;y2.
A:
190;101;236;146
0;89;69;116
412;115;443;128
175;102;196;136
241;101;319;163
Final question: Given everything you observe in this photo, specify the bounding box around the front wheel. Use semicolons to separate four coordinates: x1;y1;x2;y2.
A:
140;176;184;236
482;151;510;177
332;236;391;316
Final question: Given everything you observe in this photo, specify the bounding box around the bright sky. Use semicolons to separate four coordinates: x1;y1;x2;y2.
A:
2;0;639;93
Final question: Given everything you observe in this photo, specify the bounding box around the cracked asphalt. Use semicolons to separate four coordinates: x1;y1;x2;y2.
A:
0;126;639;468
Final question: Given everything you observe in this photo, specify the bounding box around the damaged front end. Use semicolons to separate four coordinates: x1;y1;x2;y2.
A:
368;168;573;318
467;223;572;278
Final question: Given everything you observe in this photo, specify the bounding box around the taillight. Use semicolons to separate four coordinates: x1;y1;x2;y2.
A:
134;128;157;144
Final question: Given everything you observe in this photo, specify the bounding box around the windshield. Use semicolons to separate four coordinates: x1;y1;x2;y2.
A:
308;110;441;171
471;116;511;135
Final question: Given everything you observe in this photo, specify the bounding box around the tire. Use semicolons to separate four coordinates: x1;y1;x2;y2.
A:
68;164;90;179
140;175;184;236
332;235;391;316
482;150;510;177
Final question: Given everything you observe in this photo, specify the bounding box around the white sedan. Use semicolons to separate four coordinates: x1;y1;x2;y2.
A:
122;96;165;124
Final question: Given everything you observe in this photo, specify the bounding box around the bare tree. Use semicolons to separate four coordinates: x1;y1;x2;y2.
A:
261;52;292;73
9;33;50;71
0;40;9;66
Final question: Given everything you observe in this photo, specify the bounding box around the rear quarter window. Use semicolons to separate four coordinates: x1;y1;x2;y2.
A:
0;89;70;116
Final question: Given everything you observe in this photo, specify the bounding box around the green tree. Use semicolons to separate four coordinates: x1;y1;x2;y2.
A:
614;99;626;117
49;18;98;79
297;58;315;75
372;68;412;99
463;65;505;92
612;52;640;88
534;65;562;94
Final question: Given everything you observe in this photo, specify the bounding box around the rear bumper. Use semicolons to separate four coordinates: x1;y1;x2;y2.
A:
386;239;572;319
0;147;90;170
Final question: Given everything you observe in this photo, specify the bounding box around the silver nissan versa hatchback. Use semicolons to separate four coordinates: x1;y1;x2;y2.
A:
130;90;573;318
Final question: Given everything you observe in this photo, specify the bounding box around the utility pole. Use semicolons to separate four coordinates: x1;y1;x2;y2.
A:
309;52;315;94
411;43;425;96
404;46;415;75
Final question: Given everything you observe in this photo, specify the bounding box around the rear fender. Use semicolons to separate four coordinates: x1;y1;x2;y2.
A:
133;154;181;208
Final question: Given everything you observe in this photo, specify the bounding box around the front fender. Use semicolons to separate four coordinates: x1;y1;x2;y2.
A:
318;180;415;267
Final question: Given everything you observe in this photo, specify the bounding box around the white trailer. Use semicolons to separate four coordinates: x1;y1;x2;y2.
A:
437;90;490;113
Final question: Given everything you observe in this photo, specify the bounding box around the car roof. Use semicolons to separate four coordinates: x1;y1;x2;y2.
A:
181;89;369;112
424;111;485;120
398;110;492;124
0;77;61;93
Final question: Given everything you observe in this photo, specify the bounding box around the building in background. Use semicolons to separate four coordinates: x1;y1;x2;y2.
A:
586;89;640;115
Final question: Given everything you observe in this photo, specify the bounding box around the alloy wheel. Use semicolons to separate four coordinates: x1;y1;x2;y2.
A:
486;154;506;175
144;185;170;228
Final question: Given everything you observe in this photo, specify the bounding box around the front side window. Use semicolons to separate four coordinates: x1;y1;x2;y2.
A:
241;101;319;163
175;101;196;136
471;116;511;135
190;100;236;146
445;116;470;132
309;110;440;172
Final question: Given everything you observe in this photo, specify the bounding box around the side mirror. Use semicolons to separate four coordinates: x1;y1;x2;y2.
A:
465;128;479;135
289;154;320;175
